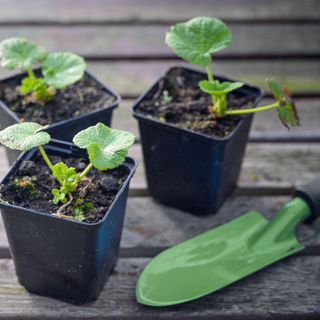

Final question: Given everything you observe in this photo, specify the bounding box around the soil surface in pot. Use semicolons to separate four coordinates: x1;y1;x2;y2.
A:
0;73;116;125
0;153;129;223
136;68;257;138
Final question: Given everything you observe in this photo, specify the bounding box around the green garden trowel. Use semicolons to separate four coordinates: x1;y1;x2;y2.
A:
136;177;320;307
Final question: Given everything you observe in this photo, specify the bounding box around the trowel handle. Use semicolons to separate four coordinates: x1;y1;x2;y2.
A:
294;176;320;223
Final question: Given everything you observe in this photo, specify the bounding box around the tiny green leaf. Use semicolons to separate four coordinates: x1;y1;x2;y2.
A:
74;202;93;221
20;76;45;95
267;79;300;128
42;52;86;89
199;80;244;96
0;122;50;151
0;37;46;70
165;17;232;67
52;162;77;184
52;189;67;205
51;162;79;204
73;123;135;170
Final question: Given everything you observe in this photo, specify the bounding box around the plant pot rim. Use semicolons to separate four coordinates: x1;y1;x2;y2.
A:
0;139;137;229
0;68;121;129
132;65;264;143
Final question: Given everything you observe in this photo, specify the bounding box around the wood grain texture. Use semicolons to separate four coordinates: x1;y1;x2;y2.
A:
0;0;318;317
1;61;320;97
0;257;319;319
0;0;319;24
0;24;318;57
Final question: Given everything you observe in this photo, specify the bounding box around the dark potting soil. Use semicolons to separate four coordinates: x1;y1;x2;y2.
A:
0;153;129;224
136;68;256;138
0;73;116;125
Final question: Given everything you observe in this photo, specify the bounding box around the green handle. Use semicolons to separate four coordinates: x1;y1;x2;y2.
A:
252;177;320;248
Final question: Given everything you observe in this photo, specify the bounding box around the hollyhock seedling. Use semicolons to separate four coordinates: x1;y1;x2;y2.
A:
0;37;86;104
0;122;135;220
165;17;299;128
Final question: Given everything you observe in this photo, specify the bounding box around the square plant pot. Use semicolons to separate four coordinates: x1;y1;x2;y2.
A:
132;66;263;215
0;140;136;304
0;69;120;164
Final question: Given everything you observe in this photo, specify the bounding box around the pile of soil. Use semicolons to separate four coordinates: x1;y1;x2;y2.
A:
136;68;256;138
0;153;129;224
0;73;116;125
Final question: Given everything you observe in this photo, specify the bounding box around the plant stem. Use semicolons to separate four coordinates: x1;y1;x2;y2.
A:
38;145;54;170
206;65;214;82
79;163;93;180
71;163;94;189
206;64;218;112
27;68;36;79
38;145;63;185
225;102;280;116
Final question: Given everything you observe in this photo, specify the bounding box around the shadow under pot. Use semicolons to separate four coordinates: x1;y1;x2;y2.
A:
0;69;120;164
132;66;263;216
0;140;136;304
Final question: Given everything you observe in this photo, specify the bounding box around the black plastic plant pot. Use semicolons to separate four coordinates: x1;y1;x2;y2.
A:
0;69;120;164
0;140;136;304
132;67;263;215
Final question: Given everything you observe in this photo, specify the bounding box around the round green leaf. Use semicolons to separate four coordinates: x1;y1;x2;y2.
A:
199;80;243;96
0;122;50;151
73;123;135;170
165;17;232;67
0;37;46;70
42;52;86;89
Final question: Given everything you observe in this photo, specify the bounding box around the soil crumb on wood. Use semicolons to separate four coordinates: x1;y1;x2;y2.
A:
136;68;256;138
0;73;116;125
0;154;129;224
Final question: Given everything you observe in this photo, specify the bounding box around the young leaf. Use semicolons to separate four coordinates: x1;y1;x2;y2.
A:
0;37;46;70
0;122;50;151
52;162;78;184
42;52;86;89
165;17;231;67
20;76;45;95
267;79;300;128
199;80;243;96
52;189;67;205
51;162;79;204
74;202;93;221
73;123;135;170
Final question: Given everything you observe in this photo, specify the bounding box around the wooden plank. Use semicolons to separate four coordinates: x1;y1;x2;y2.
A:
122;195;320;249
0;0;319;24
0;257;319;319
113;98;320;142
1;61;320;97
0;24;319;57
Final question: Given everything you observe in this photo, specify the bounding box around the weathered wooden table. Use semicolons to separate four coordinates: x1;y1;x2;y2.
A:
0;1;320;318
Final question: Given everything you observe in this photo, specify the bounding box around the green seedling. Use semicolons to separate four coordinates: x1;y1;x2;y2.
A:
0;37;86;104
165;17;299;128
74;200;94;222
0;122;135;220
